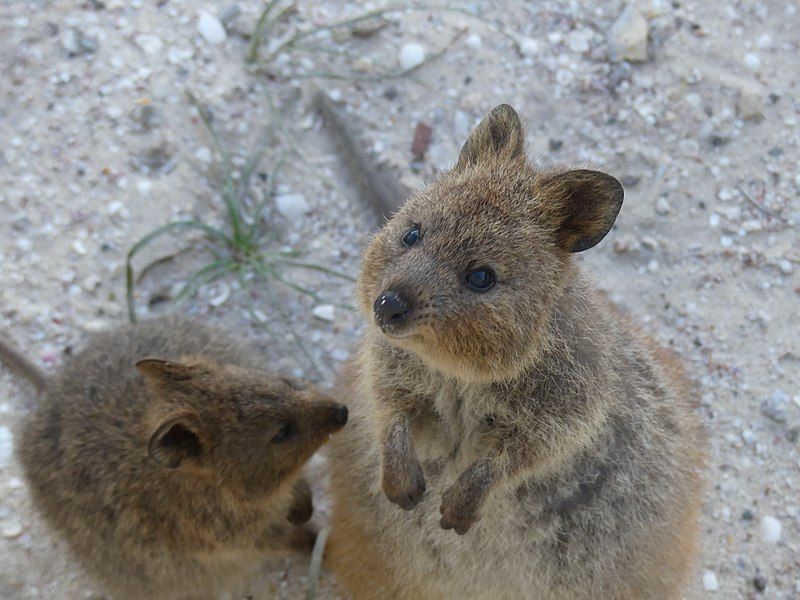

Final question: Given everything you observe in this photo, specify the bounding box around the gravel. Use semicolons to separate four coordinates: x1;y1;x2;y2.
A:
1;2;798;598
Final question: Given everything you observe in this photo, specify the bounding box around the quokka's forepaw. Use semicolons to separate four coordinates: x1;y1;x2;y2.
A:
289;525;318;554
382;460;426;510
439;485;482;535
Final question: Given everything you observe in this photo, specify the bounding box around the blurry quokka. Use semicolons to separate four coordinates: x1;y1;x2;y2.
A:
326;104;704;599
1;316;347;599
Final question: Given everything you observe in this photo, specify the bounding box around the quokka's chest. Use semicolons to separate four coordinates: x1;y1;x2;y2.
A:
408;381;493;470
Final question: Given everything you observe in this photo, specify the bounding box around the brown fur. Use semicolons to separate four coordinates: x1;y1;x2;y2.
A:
327;105;704;599
16;316;347;600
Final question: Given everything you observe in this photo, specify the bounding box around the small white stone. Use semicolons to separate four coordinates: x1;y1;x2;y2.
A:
708;213;720;227
7;477;24;490
167;46;192;65
518;37;541;56
744;52;760;70
567;28;593;53
717;188;734;201
331;348;349;361
136;179;152;196
0;520;22;539
655;197;670;215
778;259;793;274
206;282;230;307
719;235;734;248
135;34;164;55
312;304;336;322
398;43;426;71
275;193;310;222
759;516;781;543
465;34;482;50
647;259;659;273
703;570;719;591
607;5;649;62
0;426;13;465
82;275;101;292
756;33;772;49
198;10;227;44
194;147;212;163
72;240;88;255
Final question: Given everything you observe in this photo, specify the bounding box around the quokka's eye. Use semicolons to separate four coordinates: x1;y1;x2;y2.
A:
271;420;297;444
402;226;421;247
466;268;496;292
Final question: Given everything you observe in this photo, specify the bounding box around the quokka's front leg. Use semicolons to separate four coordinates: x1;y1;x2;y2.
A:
380;411;426;510
439;435;530;534
287;478;313;525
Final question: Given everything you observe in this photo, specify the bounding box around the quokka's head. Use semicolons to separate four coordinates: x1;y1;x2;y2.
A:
358;104;623;383
135;358;347;497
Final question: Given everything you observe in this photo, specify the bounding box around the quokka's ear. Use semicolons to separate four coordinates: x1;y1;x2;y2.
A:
455;104;525;170
147;411;204;469
136;358;199;384
540;169;624;252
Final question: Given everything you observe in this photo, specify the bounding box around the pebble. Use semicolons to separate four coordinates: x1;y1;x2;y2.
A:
655;197;670;215
717;188;734;202
744;53;761;70
194;147;212;163
61;28;97;57
518;37;541;56
738;87;764;120
465;34;482;50
703;570;719;591
311;304;335;322
607;5;649;63
708;213;721;227
198;10;227;44
753;574;768;592
135;34;164;55
567;28;593;53
719;235;734;249
398;43;426;71
759;516;781;543
0;520;23;539
205;281;230;307
0;426;13;466
778;259;793;275
274;193;310;222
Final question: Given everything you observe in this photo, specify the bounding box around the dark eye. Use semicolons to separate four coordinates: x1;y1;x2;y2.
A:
466;268;496;292
271;421;297;444
402;226;421;247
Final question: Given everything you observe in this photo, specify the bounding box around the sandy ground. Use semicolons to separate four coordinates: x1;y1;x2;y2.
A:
1;1;798;598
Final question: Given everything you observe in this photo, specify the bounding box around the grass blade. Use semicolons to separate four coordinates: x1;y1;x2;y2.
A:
126;220;231;323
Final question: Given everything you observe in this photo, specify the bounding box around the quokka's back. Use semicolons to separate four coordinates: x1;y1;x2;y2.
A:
17;316;347;599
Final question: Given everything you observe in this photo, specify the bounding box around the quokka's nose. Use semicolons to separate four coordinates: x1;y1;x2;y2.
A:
373;290;411;328
332;404;348;427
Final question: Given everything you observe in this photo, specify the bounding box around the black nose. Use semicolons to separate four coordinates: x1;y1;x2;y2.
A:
373;291;411;328
331;404;348;428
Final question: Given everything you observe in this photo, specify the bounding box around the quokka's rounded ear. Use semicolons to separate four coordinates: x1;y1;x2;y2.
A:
455;104;525;170
541;169;624;252
147;412;204;469
136;358;197;383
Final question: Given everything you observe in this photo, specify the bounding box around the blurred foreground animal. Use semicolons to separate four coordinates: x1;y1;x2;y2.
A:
1;316;347;599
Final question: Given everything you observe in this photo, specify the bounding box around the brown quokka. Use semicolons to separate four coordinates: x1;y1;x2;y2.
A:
326;104;704;599
2;316;347;599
